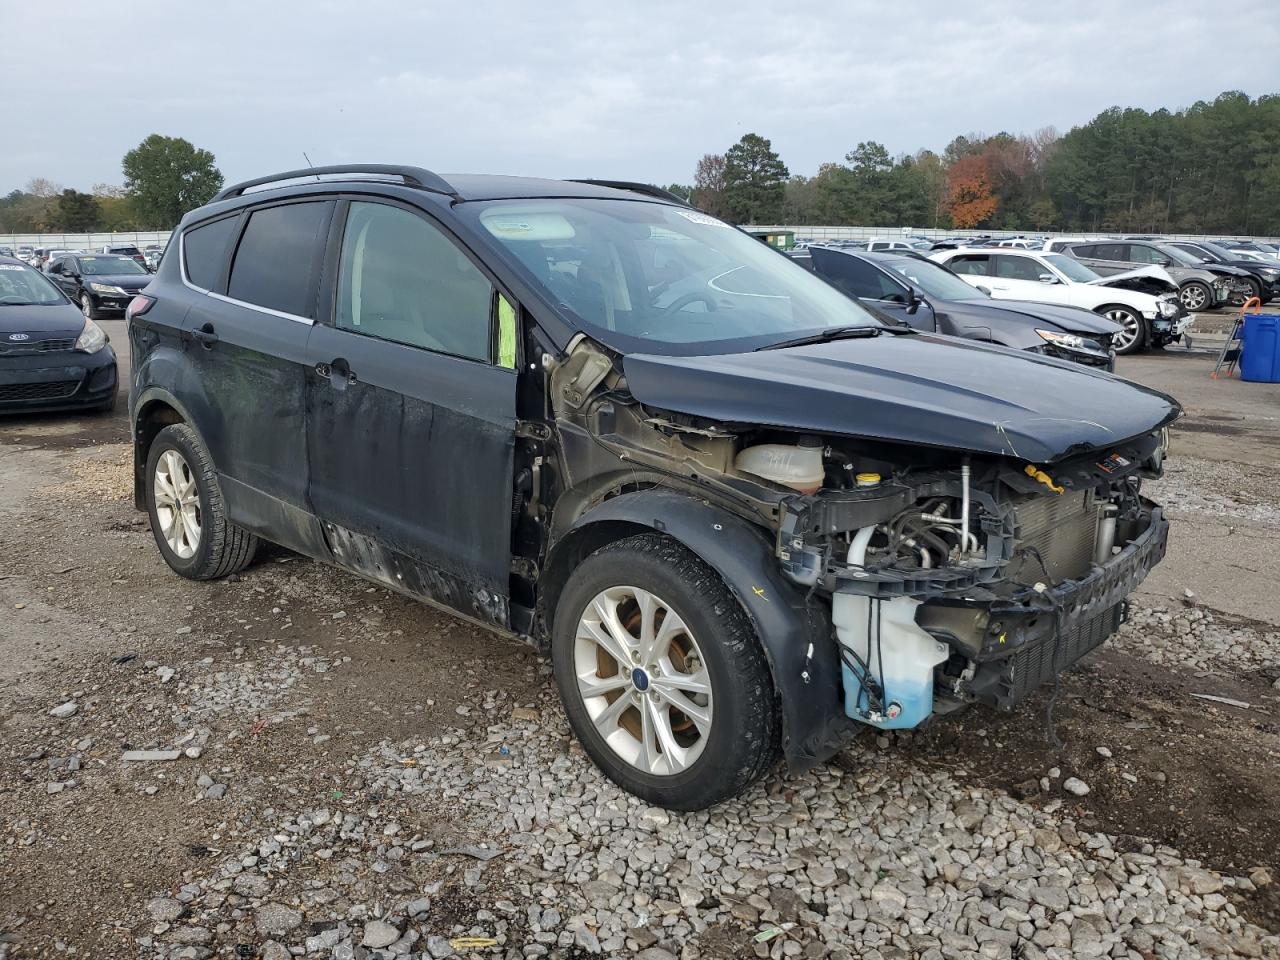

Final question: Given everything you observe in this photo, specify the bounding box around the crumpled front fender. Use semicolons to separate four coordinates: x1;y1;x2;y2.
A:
559;488;850;771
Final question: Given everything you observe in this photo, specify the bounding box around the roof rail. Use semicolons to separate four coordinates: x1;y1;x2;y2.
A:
213;164;460;203
570;180;691;207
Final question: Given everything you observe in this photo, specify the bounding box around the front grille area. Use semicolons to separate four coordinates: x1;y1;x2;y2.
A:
0;380;78;402
0;336;77;356
1011;491;1100;584
1004;602;1122;702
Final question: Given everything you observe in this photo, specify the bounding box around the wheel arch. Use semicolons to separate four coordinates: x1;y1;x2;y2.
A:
131;387;194;509
541;487;846;772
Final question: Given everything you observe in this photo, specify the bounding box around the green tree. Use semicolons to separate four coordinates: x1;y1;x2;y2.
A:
692;153;729;218
721;133;789;223
50;189;101;231
662;183;692;202
122;134;223;229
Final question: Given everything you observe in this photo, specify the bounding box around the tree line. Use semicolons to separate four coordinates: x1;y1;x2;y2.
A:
0;135;223;234
671;91;1280;235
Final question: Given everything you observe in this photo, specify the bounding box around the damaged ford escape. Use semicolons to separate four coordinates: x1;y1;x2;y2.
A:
129;166;1178;810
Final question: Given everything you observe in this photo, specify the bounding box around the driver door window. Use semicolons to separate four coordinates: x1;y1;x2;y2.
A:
336;201;494;363
993;256;1048;282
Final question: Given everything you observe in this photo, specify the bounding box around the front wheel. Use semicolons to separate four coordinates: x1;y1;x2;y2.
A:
1179;281;1212;313
551;533;779;810
80;294;102;321
1099;305;1146;355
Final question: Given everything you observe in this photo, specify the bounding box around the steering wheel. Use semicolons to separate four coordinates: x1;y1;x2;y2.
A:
660;291;719;315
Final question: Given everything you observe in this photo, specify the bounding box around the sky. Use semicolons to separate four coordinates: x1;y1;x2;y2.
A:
5;0;1280;195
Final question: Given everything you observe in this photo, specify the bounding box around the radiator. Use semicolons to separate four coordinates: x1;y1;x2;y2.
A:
1011;491;1101;584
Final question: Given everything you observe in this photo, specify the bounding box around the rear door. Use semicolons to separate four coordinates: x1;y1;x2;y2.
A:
305;197;517;627
990;254;1066;302
180;199;334;553
1075;242;1133;276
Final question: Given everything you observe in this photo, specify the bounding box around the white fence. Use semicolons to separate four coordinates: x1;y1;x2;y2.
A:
744;224;1280;244
0;231;172;250
5;225;1280;250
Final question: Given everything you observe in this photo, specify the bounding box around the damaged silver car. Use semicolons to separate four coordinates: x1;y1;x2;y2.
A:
129;166;1179;809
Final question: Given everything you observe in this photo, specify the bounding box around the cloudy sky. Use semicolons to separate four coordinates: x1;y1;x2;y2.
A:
5;0;1280;194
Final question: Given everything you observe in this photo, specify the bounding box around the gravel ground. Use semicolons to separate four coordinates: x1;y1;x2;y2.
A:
2;338;1279;960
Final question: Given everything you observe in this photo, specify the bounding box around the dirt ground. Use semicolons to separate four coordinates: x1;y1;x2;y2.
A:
1;319;1279;958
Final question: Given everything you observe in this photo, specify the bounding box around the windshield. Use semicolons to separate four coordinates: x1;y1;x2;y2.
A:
1043;254;1099;283
0;263;65;305
79;255;147;276
883;257;986;300
462;198;880;354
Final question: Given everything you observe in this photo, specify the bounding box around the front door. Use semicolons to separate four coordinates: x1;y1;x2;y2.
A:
305;198;518;627
179;199;334;553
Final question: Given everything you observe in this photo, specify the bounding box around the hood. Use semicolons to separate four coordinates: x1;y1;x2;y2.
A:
622;333;1179;464
1088;265;1177;296
1201;264;1251;279
89;273;152;290
0;301;84;337
963;298;1122;335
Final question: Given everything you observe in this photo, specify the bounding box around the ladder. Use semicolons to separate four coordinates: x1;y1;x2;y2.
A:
1211;297;1261;379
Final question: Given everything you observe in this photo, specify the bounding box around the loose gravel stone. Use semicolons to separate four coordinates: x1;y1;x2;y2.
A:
49;701;77;719
1062;776;1090;796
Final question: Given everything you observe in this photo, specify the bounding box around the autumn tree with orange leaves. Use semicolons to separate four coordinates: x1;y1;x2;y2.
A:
946;154;998;228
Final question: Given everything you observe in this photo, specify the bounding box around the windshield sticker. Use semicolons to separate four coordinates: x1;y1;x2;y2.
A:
0;264;25;271
676;210;731;228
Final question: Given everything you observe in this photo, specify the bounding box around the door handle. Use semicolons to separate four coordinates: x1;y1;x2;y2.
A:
323;357;357;388
190;323;219;348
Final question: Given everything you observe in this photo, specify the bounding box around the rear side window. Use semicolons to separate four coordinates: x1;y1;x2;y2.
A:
184;216;239;290
1092;243;1127;262
228;202;332;317
992;256;1045;281
948;255;990;276
335;201;494;362
1069;244;1095;258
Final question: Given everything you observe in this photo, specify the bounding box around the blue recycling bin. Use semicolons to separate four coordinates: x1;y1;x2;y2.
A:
1240;313;1280;383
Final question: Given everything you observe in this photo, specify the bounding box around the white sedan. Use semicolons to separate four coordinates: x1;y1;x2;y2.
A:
929;248;1190;355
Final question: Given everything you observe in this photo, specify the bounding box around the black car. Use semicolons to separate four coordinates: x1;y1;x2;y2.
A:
46;253;153;320
1167;240;1280;304
129;164;1177;810
793;247;1120;368
0;256;118;413
99;244;148;268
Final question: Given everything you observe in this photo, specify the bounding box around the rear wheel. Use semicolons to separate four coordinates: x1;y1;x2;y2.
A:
145;423;258;580
551;533;779;810
1098;305;1146;355
1179;281;1212;313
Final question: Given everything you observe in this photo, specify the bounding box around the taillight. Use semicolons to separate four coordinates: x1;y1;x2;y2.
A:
126;295;156;319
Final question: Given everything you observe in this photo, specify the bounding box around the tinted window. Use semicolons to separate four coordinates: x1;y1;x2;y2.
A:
948;255;991;276
336;201;494;362
1069;244;1096;257
184;216;240;290
813;253;904;300
228;202;331;316
993;256;1047;281
1092;243;1128;262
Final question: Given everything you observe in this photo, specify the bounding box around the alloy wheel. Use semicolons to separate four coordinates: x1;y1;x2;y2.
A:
153;448;201;559
1106;309;1141;352
1180;284;1208;311
573;586;713;776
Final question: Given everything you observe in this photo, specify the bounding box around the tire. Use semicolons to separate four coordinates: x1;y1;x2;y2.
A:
80;293;102;321
551;533;779;810
145;423;258;580
1097;305;1146;355
1178;281;1212;313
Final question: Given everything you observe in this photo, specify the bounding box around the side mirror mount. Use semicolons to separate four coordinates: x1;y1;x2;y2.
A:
905;286;921;315
976;284;992;296
1038;273;1059;284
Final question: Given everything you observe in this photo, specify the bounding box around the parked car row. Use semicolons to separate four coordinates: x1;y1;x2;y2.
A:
9;242;164;273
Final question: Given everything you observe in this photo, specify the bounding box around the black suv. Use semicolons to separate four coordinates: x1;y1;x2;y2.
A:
129;165;1178;809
